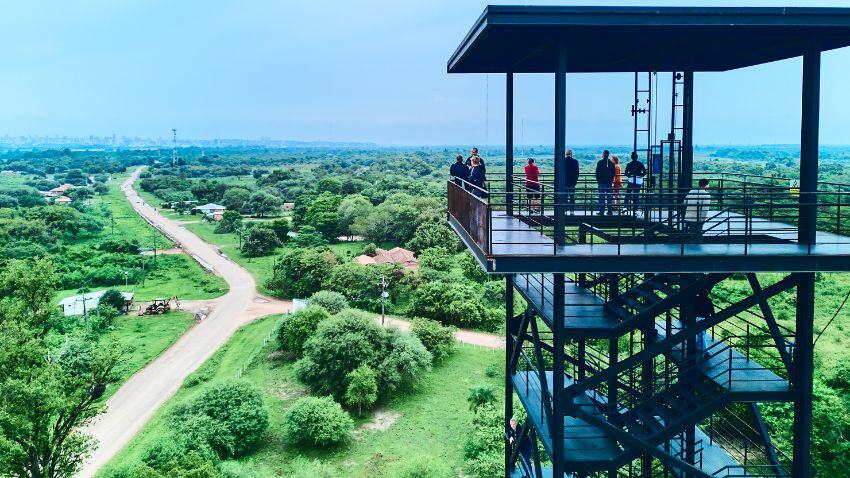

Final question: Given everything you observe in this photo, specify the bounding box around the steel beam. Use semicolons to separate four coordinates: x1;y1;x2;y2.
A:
793;273;815;478
799;51;820;245
554;43;567;246
746;273;795;377
506;72;515;216
551;273;566;478
505;275;515;478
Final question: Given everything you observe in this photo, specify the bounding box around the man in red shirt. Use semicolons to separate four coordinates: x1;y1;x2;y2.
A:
524;158;540;212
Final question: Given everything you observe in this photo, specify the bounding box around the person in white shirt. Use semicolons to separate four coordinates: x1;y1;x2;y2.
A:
684;179;711;243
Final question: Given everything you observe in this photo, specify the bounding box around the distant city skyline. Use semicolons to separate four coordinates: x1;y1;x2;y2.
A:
1;1;850;146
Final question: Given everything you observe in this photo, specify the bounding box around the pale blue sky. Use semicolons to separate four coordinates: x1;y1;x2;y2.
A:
1;0;849;145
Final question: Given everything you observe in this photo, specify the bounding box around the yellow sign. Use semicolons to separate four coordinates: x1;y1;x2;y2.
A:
789;179;800;197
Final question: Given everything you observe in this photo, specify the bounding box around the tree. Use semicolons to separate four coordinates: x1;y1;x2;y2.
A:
344;365;378;416
337;195;372;237
303;192;342;241
308;290;349;315
99;289;126;312
214;210;242;234
467;386;497;411
268;218;290;243
418;247;453;272
406;222;460;254
175;381;269;458
265;247;338;299
325;262;401;312
221;188;251;211
246;190;282;217
411;318;456;362
295;310;431;401
282;396;353;447
276;305;331;358
292;225;328;248
459;251;489;283
241;226;281;257
410;280;500;330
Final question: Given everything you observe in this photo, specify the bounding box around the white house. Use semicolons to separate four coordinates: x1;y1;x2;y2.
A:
58;290;134;316
193;203;227;217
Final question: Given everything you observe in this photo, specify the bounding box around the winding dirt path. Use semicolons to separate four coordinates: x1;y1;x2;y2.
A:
78;167;290;477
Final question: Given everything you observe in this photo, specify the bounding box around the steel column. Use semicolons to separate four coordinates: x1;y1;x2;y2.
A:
679;71;694;193
506;72;515;216
793;273;815;478
505;275;515;478
552;273;566;478
554;43;567;246
799;52;820;245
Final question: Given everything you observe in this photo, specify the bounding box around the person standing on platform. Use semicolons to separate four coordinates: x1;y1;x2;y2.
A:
612;155;623;212
465;147;485;175
524;157;540;212
565;149;580;215
624;151;647;214
694;289;715;363
685;179;711;243
468;155;487;198
450;154;469;187
595;150;615;215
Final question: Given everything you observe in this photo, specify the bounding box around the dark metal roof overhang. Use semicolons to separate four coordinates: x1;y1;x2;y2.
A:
448;6;850;73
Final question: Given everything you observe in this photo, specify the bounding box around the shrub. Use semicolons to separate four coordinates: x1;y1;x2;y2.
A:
344;365;378;415
465;452;503;478
482;280;505;306
308;290;349;315
215;211;242;234
410;280;500;331
276;305;330;358
265;247;338;298
361;242;377;257
411;317;456;362
184;381;269;457
282;396;353;446
241;226;281;257
296;310;431;400
459;251;489;283
90;304;120;333
467;386;497;411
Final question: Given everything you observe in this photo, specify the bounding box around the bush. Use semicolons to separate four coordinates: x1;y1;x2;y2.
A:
215;211;242;234
295;310;431;400
361;242;377;257
467;386;497;411
308;290;349;315
411;317;456;362
184;381;269;457
282;396;353;446
465;453;503;478
459;251;489;283
276;305;331;358
265;247;338;299
90;304;120;333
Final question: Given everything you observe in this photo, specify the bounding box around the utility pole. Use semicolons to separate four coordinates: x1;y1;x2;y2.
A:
379;275;388;326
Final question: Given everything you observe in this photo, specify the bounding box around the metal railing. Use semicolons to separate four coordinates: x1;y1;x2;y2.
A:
447;171;850;257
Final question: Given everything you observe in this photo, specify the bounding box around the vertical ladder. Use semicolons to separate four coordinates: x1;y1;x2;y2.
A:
632;72;653;161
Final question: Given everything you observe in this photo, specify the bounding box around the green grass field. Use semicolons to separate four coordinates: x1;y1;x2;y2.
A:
98;315;504;477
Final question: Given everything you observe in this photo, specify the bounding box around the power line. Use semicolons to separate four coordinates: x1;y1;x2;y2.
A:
813;287;850;347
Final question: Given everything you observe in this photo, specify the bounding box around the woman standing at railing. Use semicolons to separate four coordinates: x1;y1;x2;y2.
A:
468;155;487;198
612;155;623;212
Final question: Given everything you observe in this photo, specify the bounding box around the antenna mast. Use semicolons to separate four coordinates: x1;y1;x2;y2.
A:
171;128;178;166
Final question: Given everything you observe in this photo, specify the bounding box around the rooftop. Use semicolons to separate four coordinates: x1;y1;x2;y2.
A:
448;5;850;73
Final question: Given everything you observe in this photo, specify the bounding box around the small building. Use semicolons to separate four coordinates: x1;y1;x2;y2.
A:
283;202;295;212
193;203;227;218
49;183;76;195
355;247;419;270
58;290;134;316
54;196;73;205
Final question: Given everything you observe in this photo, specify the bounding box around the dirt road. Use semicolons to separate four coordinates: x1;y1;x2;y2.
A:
78;168;290;477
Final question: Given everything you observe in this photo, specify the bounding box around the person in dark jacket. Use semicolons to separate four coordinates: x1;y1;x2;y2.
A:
595;150;615;215
564;149;580;215
624;151;647;214
506;417;531;472
468;155;487;197
450;154;469;187
465;147;486;175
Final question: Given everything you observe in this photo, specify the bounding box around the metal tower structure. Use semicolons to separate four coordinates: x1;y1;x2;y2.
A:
446;6;850;478
172;128;178;166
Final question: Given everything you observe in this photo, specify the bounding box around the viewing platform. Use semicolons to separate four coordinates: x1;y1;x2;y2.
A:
448;173;850;273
